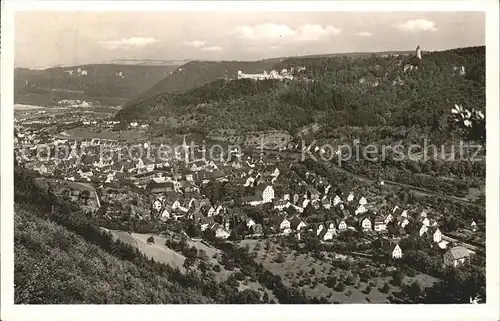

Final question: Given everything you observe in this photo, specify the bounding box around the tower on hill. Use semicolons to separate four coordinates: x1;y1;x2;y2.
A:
416;45;422;60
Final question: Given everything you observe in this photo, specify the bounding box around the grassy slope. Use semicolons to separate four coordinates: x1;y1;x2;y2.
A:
14;204;213;304
105;229;187;271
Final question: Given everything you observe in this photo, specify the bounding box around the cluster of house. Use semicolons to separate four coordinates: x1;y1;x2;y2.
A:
236;66;306;81
452;65;467;76
64;67;88;76
237;69;293;81
251;188;370;237
16;117;479;269
39;178;102;214
149;193;262;240
16;134;124;182
14;126;43;147
61;186;101;209
15;114;113;157
58;99;93;108
145;171;474;268
129;122;149;129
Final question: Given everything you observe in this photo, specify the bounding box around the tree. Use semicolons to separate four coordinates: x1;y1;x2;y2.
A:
302;203;315;217
80;190;91;199
274;253;285;263
202;229;215;241
178;237;188;251
362;284;372;294
197;249;209;261
265;239;271;250
380;282;391;294
198;261;209;274
234;289;261;304
186;221;202;238
147;236;155;244
227;275;239;288
345;273;355;285
401;280;422;302
421;266;485;304
326;276;337;288
334;281;345;292
391;270;404;286
262;202;273;213
443;216;458;232
234;271;246;281
262;292;269;303
183;256;196;270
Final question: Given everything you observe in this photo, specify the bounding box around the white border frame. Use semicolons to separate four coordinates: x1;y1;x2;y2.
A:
1;1;499;321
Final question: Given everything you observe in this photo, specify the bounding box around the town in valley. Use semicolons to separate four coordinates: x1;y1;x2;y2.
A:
12;11;487;305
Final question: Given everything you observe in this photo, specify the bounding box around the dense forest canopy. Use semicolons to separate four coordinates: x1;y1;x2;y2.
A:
116;46;485;140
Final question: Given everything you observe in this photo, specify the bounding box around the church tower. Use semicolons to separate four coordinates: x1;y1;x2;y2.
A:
416;45;422;60
182;135;189;165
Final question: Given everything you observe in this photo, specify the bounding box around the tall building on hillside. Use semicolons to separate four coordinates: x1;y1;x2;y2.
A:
416;45;422;60
182;134;189;165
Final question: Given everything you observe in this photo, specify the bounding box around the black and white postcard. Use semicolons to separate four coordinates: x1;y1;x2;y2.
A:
1;1;499;321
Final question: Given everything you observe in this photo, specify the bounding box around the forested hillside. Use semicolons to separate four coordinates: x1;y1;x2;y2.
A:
14;64;178;107
116;46;485;140
14;167;211;303
130;50;417;103
14;166;312;304
15;205;216;304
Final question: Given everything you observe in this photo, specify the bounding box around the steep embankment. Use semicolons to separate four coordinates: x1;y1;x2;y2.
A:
14;167;214;304
15;205;213;304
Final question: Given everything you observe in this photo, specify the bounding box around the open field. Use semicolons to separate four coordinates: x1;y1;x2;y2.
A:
103;229;237;282
37;178;96;193
103;229;186;271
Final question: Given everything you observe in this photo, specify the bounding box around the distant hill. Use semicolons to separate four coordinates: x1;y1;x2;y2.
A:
116;46;485;141
130;51;416;102
298;50;415;59
14;64;178;107
132;58;285;101
108;59;192;66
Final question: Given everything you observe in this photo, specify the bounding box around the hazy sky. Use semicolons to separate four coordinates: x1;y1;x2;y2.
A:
15;11;485;68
